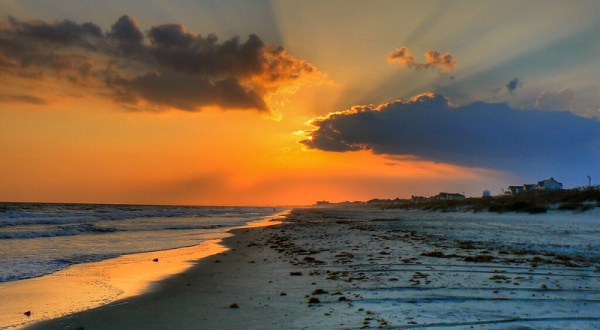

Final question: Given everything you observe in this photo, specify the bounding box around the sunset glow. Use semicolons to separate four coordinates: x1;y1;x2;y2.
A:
1;1;599;206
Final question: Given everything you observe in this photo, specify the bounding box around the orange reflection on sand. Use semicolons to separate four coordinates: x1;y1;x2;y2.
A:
238;210;288;228
0;212;289;329
0;240;227;329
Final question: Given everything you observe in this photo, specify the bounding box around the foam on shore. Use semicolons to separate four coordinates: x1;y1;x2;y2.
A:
0;212;287;329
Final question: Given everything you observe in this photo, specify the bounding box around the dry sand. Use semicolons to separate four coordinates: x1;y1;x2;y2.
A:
25;208;600;329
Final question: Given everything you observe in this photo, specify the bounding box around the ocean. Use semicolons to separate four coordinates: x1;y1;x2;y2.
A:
0;203;278;283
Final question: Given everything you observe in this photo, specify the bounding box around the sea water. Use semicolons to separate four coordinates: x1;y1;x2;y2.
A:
0;203;277;282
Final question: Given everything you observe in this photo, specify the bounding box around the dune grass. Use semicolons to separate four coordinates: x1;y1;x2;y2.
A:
383;188;600;214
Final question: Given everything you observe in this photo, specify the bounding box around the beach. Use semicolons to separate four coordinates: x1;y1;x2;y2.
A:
22;208;600;329
0;207;285;329
3;3;600;330
0;239;227;328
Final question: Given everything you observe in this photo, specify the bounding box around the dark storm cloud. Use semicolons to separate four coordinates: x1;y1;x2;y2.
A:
0;15;317;112
506;77;522;94
6;16;102;47
109;72;267;111
302;93;600;177
147;24;196;48
145;26;265;78
0;17;100;71
107;15;144;53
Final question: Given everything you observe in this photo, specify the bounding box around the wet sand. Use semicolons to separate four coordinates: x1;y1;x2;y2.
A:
1;239;227;329
26;208;600;329
2;213;285;329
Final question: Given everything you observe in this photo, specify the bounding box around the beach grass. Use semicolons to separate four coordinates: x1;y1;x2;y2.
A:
385;188;600;213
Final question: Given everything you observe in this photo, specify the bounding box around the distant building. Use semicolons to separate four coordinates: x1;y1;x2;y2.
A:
315;200;330;206
434;192;465;201
506;177;563;195
508;185;525;195
482;190;491;198
534;177;563;191
411;195;428;203
508;184;534;195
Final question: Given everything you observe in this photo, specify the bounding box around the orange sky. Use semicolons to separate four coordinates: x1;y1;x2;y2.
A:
0;89;508;205
2;2;598;205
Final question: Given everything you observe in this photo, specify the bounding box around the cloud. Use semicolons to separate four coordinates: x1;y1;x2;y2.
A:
107;15;144;53
0;21;96;75
108;72;267;111
0;15;319;112
386;46;415;66
387;46;456;72
0;94;47;104
506;77;522;94
6;16;102;48
535;89;575;111
301;93;600;179
421;50;457;72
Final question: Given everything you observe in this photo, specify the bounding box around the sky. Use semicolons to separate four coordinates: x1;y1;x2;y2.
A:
1;0;599;206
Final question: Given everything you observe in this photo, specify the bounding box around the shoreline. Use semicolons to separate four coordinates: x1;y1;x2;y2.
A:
0;211;288;329
24;208;600;329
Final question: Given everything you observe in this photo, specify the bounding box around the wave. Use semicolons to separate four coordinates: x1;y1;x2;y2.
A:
0;222;233;240
0;253;120;282
0;203;271;228
0;223;120;239
0;204;280;283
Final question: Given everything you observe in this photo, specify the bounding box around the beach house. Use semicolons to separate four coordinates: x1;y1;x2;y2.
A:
508;185;525;195
433;192;466;200
507;177;563;195
533;177;563;191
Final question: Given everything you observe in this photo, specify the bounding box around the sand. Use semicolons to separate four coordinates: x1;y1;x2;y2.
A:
0;239;227;329
23;208;600;329
1;213;284;329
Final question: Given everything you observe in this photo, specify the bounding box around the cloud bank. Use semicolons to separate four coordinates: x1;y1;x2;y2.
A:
301;93;600;180
0;16;318;111
536;89;575;111
387;46;456;73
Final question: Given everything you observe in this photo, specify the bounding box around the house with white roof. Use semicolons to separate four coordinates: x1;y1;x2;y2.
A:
506;177;563;195
533;177;563;191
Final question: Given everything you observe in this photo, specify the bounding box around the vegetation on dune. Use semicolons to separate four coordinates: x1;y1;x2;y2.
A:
382;188;600;214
